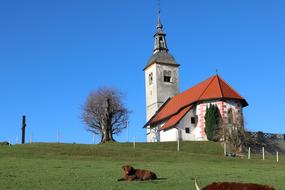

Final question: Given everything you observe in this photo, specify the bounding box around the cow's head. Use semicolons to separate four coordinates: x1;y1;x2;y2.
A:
122;165;135;175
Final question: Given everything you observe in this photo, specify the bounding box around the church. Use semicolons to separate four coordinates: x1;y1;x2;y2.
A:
143;11;248;142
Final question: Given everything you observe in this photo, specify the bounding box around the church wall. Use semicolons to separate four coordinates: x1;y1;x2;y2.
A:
160;127;178;142
195;99;243;140
147;121;166;142
147;126;160;142
156;64;179;106
145;65;159;121
146;128;152;142
176;110;197;141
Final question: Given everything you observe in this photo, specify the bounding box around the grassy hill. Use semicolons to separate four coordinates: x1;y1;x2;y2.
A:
0;142;284;189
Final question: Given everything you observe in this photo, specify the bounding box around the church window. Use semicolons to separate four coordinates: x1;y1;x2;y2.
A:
228;109;233;125
149;72;153;85
163;70;171;83
191;117;196;124
185;127;190;134
164;76;171;82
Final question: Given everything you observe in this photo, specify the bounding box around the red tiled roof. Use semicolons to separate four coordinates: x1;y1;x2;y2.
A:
159;105;192;131
147;75;248;127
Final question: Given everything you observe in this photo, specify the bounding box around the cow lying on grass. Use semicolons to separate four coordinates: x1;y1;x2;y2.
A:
117;165;157;181
195;179;275;190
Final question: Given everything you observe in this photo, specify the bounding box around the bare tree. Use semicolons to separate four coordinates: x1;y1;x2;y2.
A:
82;87;129;143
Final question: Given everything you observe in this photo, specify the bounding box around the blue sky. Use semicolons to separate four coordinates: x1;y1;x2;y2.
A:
0;0;285;144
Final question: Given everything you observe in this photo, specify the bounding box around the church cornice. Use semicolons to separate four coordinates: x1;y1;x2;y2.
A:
143;61;180;71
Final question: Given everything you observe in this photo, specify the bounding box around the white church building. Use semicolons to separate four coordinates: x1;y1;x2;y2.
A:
143;12;248;142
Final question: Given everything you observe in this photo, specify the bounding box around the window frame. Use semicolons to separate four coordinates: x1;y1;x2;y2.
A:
163;70;172;83
149;72;153;85
185;127;190;134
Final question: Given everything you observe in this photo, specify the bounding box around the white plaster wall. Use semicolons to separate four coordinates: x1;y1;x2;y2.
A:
147;121;164;142
145;65;158;121
195;99;243;141
156;64;179;104
145;63;180;122
177;110;196;141
160;127;178;142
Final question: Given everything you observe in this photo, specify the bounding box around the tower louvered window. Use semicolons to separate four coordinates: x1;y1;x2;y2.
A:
163;70;171;83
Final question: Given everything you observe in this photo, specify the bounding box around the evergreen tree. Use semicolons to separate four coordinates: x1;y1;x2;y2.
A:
204;104;222;141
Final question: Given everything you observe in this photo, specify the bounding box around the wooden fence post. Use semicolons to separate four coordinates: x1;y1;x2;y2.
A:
262;147;265;160
248;147;251;159
277;152;279;162
177;130;180;152
177;138;180;152
93;134;96;144
57;129;59;143
224;143;226;156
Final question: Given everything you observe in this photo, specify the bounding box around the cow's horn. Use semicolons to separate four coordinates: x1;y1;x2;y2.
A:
195;178;201;190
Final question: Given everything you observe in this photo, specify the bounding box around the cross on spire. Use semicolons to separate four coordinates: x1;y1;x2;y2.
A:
157;0;162;29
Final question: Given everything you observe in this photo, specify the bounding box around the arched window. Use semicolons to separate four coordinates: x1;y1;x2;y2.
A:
149;72;153;85
228;109;234;125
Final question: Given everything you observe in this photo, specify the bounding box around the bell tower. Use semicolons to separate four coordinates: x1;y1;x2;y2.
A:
144;10;180;141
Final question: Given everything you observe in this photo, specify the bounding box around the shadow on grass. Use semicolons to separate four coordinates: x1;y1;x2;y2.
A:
155;178;168;181
117;177;168;182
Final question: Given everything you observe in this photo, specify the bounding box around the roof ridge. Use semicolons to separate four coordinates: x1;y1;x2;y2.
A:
218;75;244;98
216;75;224;97
197;75;216;102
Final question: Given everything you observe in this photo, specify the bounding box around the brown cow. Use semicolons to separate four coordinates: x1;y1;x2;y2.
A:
195;179;275;190
118;165;157;181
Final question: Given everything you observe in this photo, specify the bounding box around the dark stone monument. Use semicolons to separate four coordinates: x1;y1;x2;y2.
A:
22;115;26;144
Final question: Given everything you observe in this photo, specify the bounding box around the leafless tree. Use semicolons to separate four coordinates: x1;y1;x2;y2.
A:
82;87;129;143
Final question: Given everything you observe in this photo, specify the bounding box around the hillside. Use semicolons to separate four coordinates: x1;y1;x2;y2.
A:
0;142;284;189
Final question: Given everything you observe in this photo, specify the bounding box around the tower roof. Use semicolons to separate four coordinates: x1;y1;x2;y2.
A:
144;10;179;70
144;51;179;70
144;74;248;127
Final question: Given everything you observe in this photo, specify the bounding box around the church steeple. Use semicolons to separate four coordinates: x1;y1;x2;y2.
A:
153;10;168;54
144;4;180;142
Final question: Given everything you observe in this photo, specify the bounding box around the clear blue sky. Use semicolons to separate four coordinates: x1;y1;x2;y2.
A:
1;0;285;144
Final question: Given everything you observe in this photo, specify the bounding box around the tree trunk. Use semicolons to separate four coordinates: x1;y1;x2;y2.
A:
100;123;115;143
100;99;116;143
100;132;115;143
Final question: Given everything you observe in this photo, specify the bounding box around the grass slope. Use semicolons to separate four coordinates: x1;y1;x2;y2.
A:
0;142;284;190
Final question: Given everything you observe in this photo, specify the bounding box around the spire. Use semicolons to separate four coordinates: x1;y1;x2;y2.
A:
153;3;168;54
157;7;162;30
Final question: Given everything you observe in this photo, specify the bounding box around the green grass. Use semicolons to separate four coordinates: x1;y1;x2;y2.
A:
0;142;284;190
